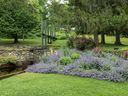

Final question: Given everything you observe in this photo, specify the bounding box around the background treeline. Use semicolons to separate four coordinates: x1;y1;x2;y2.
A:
0;0;128;45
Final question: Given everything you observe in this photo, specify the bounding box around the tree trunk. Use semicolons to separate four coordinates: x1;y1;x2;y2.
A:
101;32;105;44
65;29;69;38
94;32;99;46
47;27;52;44
42;33;47;49
65;25;70;38
22;33;25;41
13;34;18;43
115;31;121;45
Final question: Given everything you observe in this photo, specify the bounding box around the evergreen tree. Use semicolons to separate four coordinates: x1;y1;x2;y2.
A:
0;0;38;43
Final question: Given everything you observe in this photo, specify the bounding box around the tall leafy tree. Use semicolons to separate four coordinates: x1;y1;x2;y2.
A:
48;0;73;37
0;0;38;43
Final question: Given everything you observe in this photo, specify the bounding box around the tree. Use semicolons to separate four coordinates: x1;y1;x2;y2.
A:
69;0;128;45
68;0;106;45
47;0;73;38
0;0;38;43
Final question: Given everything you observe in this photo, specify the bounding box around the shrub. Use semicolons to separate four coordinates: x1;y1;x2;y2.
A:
60;57;72;65
74;37;96;50
71;53;80;60
67;36;75;48
0;56;16;65
67;36;96;50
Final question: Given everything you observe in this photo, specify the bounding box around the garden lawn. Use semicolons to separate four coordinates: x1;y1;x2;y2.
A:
50;40;67;48
99;36;128;51
0;73;128;96
0;38;41;46
0;36;128;50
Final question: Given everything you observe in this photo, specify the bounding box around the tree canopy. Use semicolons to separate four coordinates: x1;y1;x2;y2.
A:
0;0;38;43
68;0;128;45
0;0;128;45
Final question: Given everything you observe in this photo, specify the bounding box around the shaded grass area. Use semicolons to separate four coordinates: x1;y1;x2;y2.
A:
50;40;67;48
0;38;41;46
0;36;128;51
0;38;67;50
100;44;128;51
99;36;128;51
0;73;128;96
0;38;42;50
52;36;128;51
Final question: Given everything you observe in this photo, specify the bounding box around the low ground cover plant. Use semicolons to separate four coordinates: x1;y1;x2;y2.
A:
0;56;16;65
71;53;80;60
60;57;72;65
26;48;128;82
0;56;17;72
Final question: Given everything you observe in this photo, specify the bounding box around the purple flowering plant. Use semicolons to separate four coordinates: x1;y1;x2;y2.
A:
25;48;128;82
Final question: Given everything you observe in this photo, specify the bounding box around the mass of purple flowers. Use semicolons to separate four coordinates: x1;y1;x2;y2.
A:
25;49;128;82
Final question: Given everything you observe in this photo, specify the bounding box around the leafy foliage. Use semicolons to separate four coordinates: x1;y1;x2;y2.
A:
75;37;96;50
67;36;96;50
59;57;72;65
68;0;128;45
71;53;80;60
67;36;75;48
0;56;16;65
0;0;38;43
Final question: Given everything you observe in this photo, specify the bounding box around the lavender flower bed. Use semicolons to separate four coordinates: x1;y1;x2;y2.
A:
25;49;128;82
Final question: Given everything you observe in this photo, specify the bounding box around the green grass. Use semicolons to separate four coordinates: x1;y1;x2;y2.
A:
0;38;67;47
0;36;128;51
0;38;42;50
0;38;67;50
0;73;128;96
49;35;128;50
98;36;128;51
0;38;42;46
51;36;128;51
50;40;67;48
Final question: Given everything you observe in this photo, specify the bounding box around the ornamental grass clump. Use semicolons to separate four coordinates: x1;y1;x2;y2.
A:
71;53;80;60
60;57;72;65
